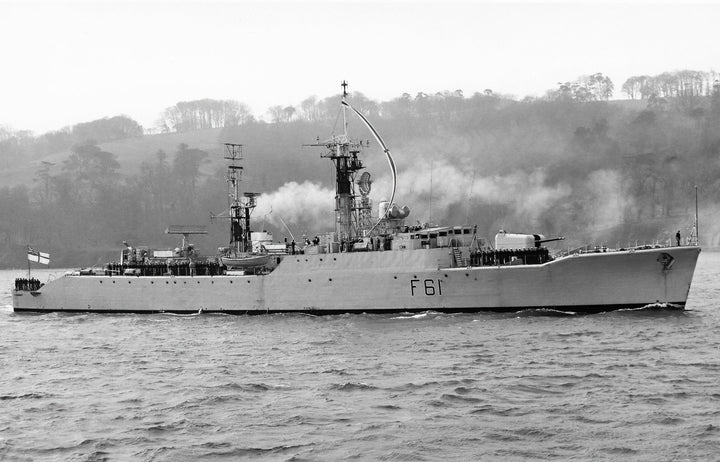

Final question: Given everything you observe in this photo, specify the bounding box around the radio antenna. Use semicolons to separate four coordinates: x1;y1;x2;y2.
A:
695;185;699;246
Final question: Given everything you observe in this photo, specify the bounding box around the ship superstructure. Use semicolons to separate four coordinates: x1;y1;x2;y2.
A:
12;83;701;314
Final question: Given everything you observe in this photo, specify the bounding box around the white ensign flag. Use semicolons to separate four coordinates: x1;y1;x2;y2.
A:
27;247;50;265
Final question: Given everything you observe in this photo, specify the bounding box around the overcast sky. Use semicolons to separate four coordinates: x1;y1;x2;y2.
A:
1;0;718;134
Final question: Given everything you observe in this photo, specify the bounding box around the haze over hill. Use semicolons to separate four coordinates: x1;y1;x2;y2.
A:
1;70;719;267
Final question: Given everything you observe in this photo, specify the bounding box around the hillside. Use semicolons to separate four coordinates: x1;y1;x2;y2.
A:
1;88;719;268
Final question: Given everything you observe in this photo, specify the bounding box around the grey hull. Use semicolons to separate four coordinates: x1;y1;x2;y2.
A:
13;246;700;314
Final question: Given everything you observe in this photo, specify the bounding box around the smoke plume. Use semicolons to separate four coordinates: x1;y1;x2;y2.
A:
372;161;571;226
582;169;635;239
254;181;334;230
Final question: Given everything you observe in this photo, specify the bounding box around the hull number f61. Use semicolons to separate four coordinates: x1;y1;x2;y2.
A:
410;279;443;296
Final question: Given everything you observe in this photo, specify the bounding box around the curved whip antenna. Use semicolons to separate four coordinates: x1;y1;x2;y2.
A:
276;214;296;242
264;206;296;242
340;99;397;231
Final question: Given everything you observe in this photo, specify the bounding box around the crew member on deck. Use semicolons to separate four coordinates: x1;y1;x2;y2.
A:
676;230;681;246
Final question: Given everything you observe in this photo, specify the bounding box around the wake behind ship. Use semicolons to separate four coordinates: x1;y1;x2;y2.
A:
12;83;700;314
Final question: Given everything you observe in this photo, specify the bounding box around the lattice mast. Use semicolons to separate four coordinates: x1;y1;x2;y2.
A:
222;143;259;254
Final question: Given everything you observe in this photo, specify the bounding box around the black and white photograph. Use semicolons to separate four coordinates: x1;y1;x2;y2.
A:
1;0;719;459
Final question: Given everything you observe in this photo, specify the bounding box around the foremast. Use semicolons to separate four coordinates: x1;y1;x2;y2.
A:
221;143;259;254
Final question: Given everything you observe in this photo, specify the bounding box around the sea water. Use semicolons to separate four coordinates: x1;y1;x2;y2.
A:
1;253;719;461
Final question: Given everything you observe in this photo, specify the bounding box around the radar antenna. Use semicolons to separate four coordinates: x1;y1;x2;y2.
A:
357;171;373;231
358;171;372;196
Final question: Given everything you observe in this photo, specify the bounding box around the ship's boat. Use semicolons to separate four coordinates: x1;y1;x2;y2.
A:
221;253;270;269
12;83;701;315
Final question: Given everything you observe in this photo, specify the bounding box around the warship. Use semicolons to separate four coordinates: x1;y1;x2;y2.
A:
12;83;700;314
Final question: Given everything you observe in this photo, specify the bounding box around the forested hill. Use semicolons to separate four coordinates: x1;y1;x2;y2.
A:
1;72;719;267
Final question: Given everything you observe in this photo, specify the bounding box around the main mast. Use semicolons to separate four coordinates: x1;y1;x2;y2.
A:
306;81;368;242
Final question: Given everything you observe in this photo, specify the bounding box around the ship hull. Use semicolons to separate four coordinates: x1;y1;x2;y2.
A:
12;246;700;314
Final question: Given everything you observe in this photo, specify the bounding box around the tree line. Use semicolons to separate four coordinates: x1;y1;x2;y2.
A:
159;99;254;132
621;70;719;100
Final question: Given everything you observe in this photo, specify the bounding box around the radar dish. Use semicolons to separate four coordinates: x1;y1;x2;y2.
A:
358;172;372;196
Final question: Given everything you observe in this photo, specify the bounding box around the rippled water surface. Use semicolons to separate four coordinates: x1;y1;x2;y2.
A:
1;252;720;461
